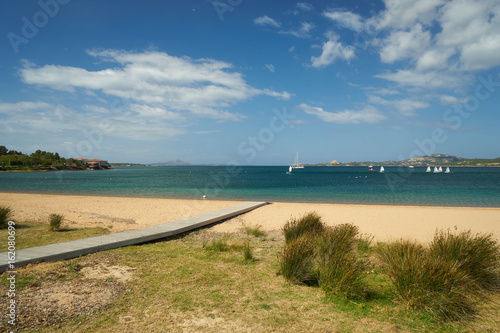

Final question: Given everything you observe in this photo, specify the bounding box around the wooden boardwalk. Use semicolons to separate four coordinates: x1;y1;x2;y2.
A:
0;201;267;273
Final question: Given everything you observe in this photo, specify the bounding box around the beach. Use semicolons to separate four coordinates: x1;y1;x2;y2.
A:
1;192;499;243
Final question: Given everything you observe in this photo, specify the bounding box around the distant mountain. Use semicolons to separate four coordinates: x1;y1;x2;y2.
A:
311;154;500;167
396;154;467;166
150;160;194;166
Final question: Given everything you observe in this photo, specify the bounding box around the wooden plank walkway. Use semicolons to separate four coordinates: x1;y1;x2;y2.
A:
0;201;267;273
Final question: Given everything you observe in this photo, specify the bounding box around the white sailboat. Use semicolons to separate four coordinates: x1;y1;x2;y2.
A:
445;167;451;173
291;152;304;169
438;166;443;173
433;166;439;173
286;165;292;174
426;166;431;172
379;166;385;173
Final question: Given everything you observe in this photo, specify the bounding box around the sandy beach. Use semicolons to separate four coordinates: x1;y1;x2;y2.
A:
1;192;499;243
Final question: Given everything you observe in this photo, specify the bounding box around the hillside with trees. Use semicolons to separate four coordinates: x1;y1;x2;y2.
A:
0;145;100;171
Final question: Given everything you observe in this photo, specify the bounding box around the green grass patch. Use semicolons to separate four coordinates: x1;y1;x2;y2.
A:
0;222;111;251
244;224;266;237
49;213;64;232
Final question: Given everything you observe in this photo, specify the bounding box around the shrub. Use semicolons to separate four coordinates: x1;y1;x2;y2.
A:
429;229;500;291
282;212;325;244
244;224;265;238
317;224;367;298
377;239;479;320
49;213;64;232
243;240;255;262
0;206;12;229
279;235;318;286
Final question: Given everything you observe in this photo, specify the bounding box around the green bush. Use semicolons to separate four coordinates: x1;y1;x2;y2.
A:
429;229;500;291
49;213;64;232
282;211;325;244
0;206;12;229
279;235;318;286
318;224;368;298
243;240;255;262
377;239;479;320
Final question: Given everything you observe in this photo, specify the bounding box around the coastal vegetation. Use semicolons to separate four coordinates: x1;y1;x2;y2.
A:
1;215;499;332
0;206;11;228
311;154;500;167
0;145;107;171
48;214;64;232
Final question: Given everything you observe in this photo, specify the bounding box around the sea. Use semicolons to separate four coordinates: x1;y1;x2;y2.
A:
1;166;500;207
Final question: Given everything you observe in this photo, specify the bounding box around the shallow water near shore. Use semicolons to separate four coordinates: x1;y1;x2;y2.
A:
1;166;499;207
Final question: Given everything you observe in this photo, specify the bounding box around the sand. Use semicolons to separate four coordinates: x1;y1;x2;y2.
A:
1;192;499;243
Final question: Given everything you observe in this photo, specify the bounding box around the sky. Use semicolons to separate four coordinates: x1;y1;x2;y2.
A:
1;0;499;165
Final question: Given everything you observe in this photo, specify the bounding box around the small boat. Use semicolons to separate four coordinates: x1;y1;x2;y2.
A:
426;166;431;172
433;167;439;173
286;165;292;174
368;165;375;171
438;166;443;173
445;167;451;173
408;165;414;168
291;152;304;169
379;166;385;173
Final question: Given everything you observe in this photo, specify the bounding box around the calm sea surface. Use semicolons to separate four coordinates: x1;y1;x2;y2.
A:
1;166;500;207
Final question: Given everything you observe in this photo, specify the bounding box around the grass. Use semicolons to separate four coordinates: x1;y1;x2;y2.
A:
0;205;12;229
317;224;369;299
0;222;111;251
282;211;325;243
377;239;478;321
48;213;64;231
1;216;499;332
244;224;266;238
279;234;318;285
429;229;500;292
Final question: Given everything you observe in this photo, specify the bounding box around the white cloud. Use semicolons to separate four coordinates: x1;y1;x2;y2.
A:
311;33;355;68
0;101;184;141
378;0;445;29
415;47;455;71
375;69;472;90
265;64;275;72
20;49;290;121
254;15;281;28
298;103;386;124
296;2;313;11
280;22;314;38
323;10;365;32
380;24;431;63
368;95;429;116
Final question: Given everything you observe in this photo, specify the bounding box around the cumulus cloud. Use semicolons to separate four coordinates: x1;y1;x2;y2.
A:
323;10;365;32
298;103;386;124
311;33;355;68
20;49;290;121
380;24;431;63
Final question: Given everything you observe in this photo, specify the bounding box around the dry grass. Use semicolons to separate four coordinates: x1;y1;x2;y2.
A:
1;226;499;332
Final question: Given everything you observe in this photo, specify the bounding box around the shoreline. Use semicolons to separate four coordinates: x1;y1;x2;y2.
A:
1;190;499;209
1;192;499;243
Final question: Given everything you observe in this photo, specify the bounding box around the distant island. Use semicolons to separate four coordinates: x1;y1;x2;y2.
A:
309;154;500;167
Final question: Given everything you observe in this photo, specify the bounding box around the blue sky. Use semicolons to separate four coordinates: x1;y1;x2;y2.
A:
1;0;499;165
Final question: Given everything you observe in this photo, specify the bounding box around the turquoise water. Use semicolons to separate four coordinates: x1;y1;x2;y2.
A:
1;166;500;207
